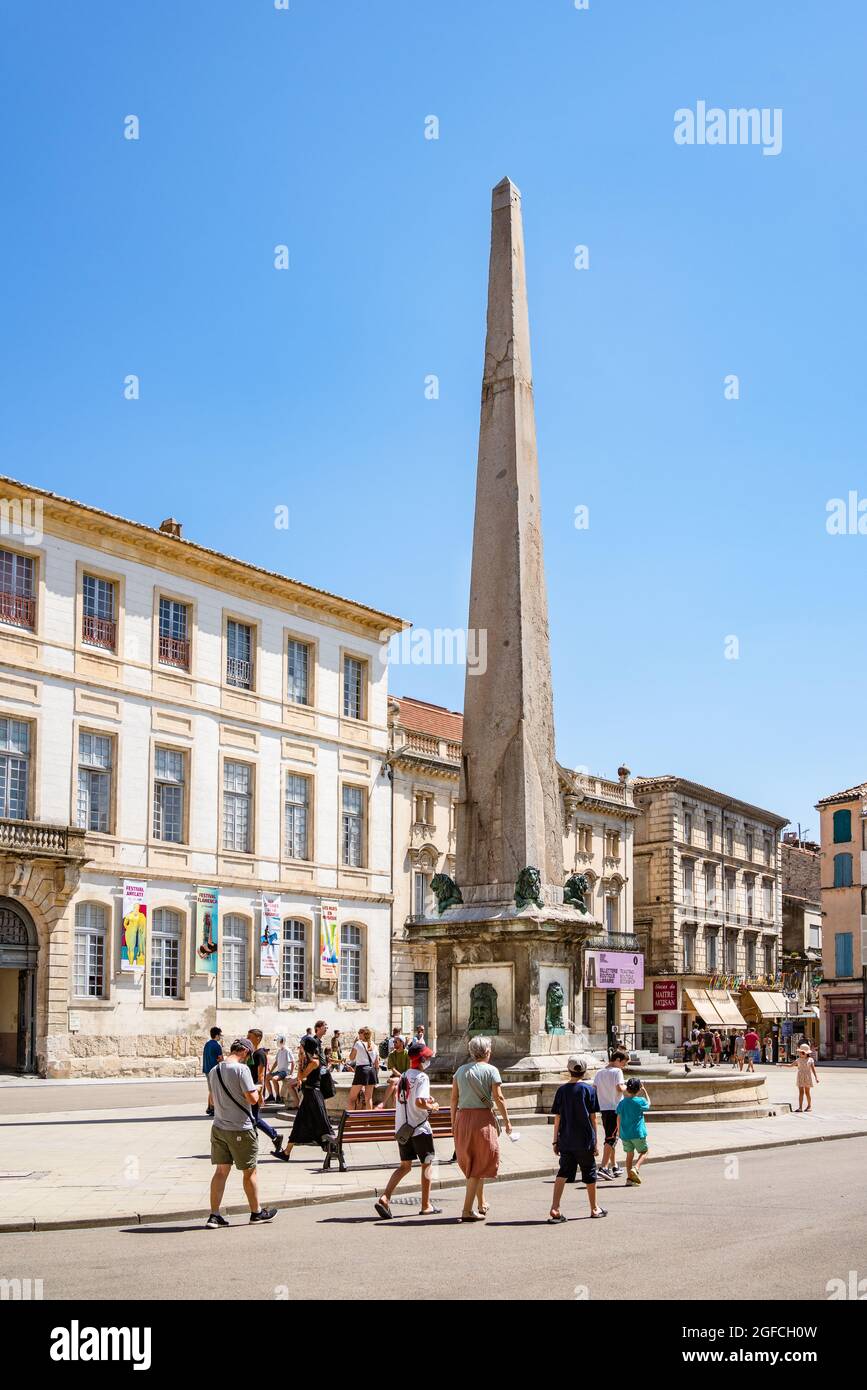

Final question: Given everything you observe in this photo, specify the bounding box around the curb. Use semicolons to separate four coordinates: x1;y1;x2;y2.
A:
3;1126;867;1234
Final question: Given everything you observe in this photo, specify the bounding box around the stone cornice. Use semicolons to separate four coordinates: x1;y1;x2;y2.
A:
633;776;789;830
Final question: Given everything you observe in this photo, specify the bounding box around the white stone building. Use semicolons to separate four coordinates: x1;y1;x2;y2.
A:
0;479;404;1077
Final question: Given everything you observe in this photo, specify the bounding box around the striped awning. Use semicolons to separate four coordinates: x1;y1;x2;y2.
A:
683;988;726;1027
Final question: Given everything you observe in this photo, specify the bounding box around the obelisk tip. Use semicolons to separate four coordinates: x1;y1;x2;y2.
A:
492;176;521;207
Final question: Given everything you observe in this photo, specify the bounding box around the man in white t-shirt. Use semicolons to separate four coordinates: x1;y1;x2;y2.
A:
593;1049;629;1180
374;1043;442;1219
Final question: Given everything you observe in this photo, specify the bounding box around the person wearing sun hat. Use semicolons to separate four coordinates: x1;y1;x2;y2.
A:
790;1042;819;1112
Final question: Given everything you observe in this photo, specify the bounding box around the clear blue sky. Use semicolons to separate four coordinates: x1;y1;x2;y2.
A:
2;0;865;838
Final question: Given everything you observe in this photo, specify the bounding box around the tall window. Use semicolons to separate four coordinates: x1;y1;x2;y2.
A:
77;732;112;833
835;932;854;977
0;718;30;820
725;930;738;973
153;747;185;843
281;919;307;1001
158;597;190;670
833;853;853;889
762;879;773;919
342;785;364;866
682;859;694;907
286;639;311;705
724;869;736;914
745;831;754;859
605;894;619;933
226;620;253;689
833;808;852;844
150;908;182;999
704;863;717;911
284;774;310;860
725;826;734;856
222;914;248;1001
764;836;773;866
578;824;592;855
605;830;621;858
746;935;757;976
414;871;429;918
763;939;775;977
343;656;365;720
705;818;714;850
73;902;107;998
340;923;363;1002
706;930;718;971
683;929;696;973
82;575;117;651
0;549;35;630
223;761;252;853
744;875;755;920
683;810;693;845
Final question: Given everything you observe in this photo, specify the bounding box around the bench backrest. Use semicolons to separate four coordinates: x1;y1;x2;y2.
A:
338;1107;452;1141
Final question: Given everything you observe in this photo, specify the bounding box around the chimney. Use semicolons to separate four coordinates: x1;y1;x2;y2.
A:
159;517;182;539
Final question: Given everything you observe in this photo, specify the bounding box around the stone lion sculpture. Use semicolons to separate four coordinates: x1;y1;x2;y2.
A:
545;981;566;1034
514;866;544;911
430;873;464;915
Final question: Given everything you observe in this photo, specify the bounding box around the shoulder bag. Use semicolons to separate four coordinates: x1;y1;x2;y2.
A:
462;1066;502;1135
395;1072;427;1146
213;1063;256;1127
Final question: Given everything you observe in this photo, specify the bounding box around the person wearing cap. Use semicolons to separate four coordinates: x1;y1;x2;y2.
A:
616;1077;651;1185
548;1058;607;1222
790;1042;819;1112
205;1038;278;1228
374;1041;442;1219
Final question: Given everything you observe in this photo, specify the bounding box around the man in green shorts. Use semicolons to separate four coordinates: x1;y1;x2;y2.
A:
206;1037;278;1228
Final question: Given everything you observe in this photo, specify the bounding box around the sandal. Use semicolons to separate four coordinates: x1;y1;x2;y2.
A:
374;1198;393;1220
477;1204;489;1216
548;1212;567;1224
460;1212;483;1222
417;1205;443;1215
590;1208;608;1218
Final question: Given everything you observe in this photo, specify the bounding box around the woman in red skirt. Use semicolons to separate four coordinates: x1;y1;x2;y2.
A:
450;1036;512;1222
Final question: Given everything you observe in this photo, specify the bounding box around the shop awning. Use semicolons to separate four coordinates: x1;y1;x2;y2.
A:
683;988;726;1027
706;990;747;1027
744;990;789;1018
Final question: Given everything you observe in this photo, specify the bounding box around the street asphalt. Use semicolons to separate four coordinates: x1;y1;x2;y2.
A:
2;1138;865;1301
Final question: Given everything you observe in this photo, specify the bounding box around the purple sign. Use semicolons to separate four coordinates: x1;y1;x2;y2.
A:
584;950;645;991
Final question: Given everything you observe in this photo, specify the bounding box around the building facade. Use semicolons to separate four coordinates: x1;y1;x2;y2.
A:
815;784;866;1060
387;696;638;1051
0;479;404;1078
632;776;788;1057
780;833;822;1057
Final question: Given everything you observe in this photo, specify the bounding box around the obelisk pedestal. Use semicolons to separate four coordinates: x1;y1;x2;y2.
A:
411;179;599;1076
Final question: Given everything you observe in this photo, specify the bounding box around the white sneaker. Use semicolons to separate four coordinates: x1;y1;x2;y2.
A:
611;1165;624;1177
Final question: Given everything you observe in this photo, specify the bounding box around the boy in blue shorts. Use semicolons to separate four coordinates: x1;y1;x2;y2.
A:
547;1057;608;1222
616;1077;650;1185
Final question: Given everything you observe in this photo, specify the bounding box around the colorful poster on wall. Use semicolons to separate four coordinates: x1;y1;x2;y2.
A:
320;900;339;979
584;950;645;992
121;881;147;972
194;887;219;976
260;896;281;978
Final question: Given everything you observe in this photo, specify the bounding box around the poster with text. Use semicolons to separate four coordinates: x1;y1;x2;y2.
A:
320;900;339;979
195;887;219;976
121;881;147;972
260;896;281;978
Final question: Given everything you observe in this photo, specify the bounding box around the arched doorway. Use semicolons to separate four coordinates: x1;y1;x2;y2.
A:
0;901;38;1073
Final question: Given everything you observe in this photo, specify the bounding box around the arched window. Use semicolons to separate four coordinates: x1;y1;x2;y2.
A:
281;919;308;1002
222;914;249;1002
340;923;364;1003
73;902;107;999
833;853;853;889
151;908;182;999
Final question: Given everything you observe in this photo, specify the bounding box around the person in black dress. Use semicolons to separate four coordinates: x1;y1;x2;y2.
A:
282;1021;334;1156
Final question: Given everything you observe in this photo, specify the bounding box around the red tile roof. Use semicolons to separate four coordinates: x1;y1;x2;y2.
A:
815;783;867;807
394;697;464;742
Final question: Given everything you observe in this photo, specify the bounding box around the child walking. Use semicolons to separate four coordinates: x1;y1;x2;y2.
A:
616;1078;650;1185
792;1042;819;1112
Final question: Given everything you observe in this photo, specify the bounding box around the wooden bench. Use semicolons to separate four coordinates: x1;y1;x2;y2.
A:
322;1107;454;1173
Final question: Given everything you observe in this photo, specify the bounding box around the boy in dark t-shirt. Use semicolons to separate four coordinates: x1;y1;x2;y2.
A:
548;1058;607;1223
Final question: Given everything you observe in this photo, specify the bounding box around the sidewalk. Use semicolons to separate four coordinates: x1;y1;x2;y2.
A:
1;1066;865;1231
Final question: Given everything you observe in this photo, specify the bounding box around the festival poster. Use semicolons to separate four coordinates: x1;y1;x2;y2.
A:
320;900;339;979
194;886;219;976
121;881;147;972
260;896;281;978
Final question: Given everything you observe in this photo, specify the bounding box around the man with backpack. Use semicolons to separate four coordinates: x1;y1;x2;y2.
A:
206;1038;278;1228
374;1041;442;1219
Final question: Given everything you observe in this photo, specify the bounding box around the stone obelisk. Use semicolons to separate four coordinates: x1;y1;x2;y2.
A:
457;177;564;908
413;178;598;1075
